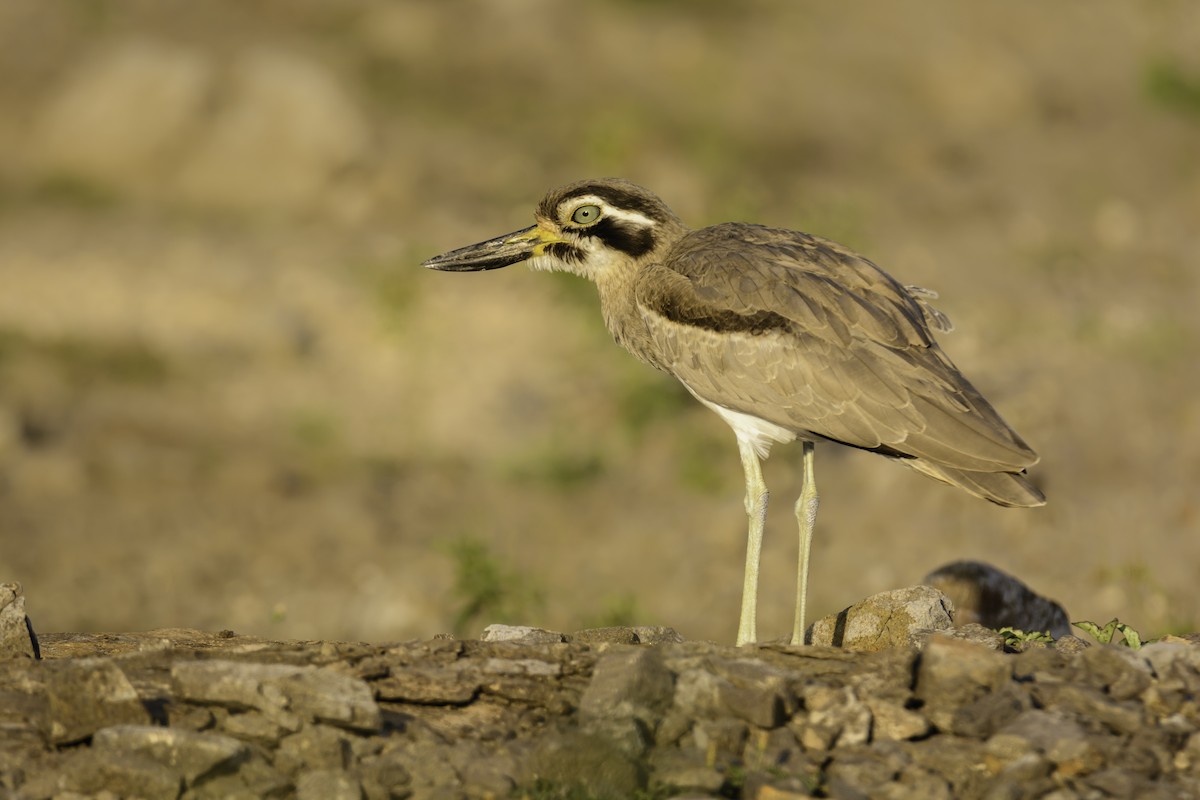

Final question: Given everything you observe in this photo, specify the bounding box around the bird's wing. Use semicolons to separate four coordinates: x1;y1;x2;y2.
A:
634;222;1038;472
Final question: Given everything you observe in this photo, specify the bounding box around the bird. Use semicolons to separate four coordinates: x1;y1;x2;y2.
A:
422;178;1044;646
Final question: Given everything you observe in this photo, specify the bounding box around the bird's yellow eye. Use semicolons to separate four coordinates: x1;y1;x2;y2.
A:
571;205;601;225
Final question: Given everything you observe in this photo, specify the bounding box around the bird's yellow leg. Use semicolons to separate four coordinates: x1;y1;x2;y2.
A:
737;438;768;646
792;441;819;645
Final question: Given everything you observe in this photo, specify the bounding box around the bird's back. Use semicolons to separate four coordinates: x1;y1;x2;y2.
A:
632;222;1043;507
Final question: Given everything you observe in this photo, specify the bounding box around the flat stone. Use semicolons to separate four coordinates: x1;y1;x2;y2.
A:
0;583;38;659
808;586;954;651
44;658;152;744
373;665;480;704
171;659;381;732
479;624;567;644
911;622;1005;652
92;724;248;786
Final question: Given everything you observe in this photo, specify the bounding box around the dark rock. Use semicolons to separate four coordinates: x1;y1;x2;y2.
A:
44;658;153;744
808;586;954;651
923;560;1071;639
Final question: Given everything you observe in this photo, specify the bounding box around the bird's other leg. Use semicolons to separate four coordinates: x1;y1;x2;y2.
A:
736;437;769;646
792;440;819;645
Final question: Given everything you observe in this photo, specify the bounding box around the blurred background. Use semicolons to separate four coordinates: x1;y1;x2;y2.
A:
0;1;1197;643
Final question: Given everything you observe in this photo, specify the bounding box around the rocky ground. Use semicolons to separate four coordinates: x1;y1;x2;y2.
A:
3;584;1199;800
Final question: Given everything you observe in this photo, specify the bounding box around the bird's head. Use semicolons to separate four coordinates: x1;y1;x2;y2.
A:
422;178;685;281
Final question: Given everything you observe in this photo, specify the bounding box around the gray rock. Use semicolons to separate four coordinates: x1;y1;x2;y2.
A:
44;658;152;744
171;660;381;732
92;725;248;786
1141;641;1200;694
571;626;683;645
1074;642;1154;697
525;730;644;800
825;743;912;797
690;718;748;765
914;635;1013;732
808;586;954;651
992;709;1088;754
275;725;353;776
865;697;931;741
1032;682;1145;736
947;683;1034;739
923;560;1071;639
296;768;364;800
710;657;796;729
55;748;182;800
0;583;37;659
795;685;871;750
183;748;291;799
911;622;1005;652
479;624;567;644
579;647;674;754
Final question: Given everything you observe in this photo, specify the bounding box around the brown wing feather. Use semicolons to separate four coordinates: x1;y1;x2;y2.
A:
635;223;1039;475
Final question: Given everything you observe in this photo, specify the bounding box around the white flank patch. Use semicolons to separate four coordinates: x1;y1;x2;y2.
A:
691;394;799;459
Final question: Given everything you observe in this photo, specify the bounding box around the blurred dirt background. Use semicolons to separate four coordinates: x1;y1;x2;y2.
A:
0;0;1197;645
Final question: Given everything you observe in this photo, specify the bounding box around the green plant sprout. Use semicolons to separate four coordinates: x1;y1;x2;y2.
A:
997;627;1055;647
1072;619;1144;649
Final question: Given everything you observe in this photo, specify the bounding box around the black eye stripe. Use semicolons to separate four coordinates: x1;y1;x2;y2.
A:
578;218;656;258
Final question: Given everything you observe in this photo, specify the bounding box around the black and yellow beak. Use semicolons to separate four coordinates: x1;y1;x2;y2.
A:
422;225;549;272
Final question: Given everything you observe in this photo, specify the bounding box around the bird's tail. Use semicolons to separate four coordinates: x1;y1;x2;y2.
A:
904;460;1046;508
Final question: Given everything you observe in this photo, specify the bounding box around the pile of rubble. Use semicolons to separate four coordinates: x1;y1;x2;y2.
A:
1;583;1198;798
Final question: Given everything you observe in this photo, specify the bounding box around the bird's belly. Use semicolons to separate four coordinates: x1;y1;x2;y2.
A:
689;392;799;459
